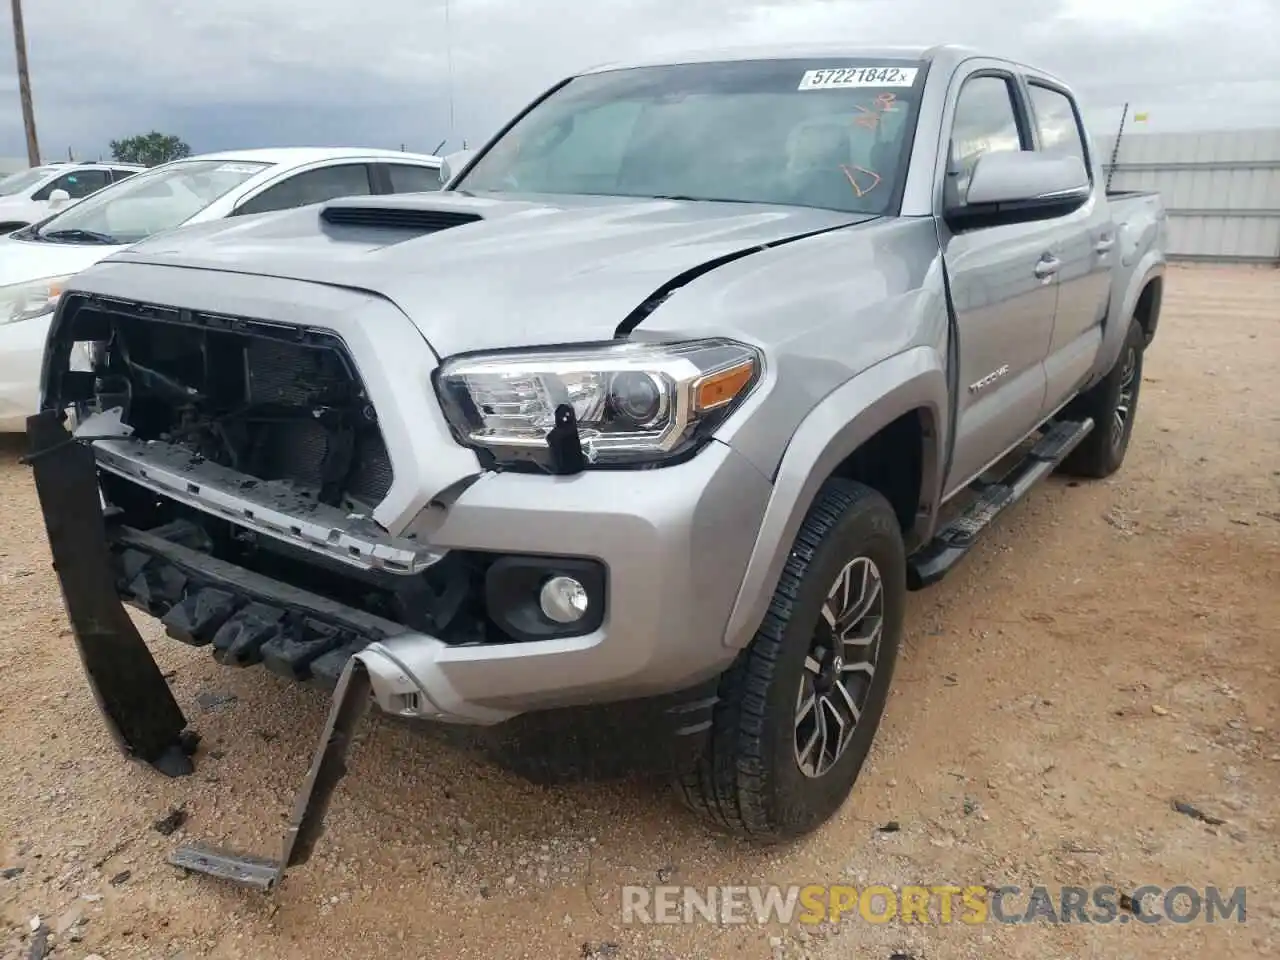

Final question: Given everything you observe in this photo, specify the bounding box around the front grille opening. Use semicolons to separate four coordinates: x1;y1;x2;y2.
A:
56;296;393;512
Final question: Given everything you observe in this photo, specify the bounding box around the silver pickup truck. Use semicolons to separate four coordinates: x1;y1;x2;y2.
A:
30;43;1166;886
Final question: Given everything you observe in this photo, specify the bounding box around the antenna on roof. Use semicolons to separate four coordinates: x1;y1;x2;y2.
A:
445;0;456;143
432;139;447;155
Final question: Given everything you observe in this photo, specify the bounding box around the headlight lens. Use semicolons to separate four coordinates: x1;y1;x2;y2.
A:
0;275;72;326
435;338;761;467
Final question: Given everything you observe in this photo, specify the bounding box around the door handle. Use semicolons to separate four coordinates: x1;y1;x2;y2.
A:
1094;236;1115;254
1034;256;1061;279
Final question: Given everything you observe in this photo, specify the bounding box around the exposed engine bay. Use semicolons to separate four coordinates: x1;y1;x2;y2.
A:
74;302;394;514
45;296;470;648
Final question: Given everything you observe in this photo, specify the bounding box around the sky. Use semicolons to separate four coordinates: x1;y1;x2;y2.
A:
1;0;1278;162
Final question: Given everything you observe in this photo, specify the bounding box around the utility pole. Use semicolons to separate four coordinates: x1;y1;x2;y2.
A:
10;0;40;166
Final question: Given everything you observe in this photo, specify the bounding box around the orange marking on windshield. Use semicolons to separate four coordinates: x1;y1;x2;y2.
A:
840;165;882;198
853;105;880;130
875;92;899;113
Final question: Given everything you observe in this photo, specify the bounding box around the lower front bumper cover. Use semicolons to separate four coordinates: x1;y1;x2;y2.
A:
26;410;372;891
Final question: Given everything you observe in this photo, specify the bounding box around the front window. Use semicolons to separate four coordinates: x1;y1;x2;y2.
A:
24;159;272;244
0;166;55;197
456;58;926;215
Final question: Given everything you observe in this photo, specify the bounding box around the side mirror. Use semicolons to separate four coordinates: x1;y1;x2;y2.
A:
945;151;1090;230
47;188;72;210
439;149;475;187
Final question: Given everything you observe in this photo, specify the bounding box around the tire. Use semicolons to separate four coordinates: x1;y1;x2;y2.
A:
676;479;906;841
1059;316;1146;479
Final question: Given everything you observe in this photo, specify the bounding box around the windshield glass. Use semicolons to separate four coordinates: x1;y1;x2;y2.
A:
29;159;272;243
0;167;55;197
457;58;926;214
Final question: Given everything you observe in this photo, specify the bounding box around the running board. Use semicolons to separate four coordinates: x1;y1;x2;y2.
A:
907;418;1094;590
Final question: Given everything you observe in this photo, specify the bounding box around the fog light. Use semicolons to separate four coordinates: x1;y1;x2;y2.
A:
539;575;588;623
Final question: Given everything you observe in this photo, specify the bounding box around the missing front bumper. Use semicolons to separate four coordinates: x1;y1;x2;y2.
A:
25;409;377;891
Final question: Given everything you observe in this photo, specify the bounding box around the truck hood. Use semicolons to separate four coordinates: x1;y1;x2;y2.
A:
106;192;876;355
0;235;125;286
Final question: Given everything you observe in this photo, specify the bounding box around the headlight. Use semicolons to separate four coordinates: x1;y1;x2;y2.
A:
435;338;761;468
0;275;72;326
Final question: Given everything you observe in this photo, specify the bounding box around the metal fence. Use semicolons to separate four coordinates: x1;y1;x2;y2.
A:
1096;128;1280;265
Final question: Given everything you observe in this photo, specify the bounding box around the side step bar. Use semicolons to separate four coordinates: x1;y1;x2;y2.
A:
907;418;1093;590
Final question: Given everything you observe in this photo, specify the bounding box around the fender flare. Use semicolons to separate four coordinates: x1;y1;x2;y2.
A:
1123;256;1166;342
1095;256;1166;381
721;346;947;649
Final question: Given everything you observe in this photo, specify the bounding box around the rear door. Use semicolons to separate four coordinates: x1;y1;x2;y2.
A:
937;65;1060;497
1021;77;1115;415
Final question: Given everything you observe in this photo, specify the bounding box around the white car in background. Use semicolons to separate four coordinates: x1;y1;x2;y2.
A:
0;161;147;233
0;146;444;431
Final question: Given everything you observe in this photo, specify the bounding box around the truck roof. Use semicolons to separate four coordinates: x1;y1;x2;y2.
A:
584;42;972;73
581;43;1069;88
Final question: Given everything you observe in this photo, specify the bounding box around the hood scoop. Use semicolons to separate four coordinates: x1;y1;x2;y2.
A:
320;203;483;233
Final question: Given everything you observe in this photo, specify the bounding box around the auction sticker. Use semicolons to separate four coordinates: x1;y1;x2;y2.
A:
798;66;919;90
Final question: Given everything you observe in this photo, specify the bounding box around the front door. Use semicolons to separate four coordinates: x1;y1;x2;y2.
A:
938;69;1061;497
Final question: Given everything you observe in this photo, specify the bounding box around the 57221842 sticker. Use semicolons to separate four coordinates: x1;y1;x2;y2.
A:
798;66;919;90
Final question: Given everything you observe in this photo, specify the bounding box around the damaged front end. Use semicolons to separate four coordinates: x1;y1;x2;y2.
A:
30;289;707;890
28;294;470;890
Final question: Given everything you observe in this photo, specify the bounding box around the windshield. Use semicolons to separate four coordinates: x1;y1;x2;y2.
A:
28;159;272;244
0;167;55;197
457;58;926;215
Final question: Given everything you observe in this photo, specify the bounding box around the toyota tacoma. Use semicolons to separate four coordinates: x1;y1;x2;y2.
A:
28;43;1166;888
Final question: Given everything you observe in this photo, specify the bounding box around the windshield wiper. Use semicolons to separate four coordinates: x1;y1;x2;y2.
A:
40;228;119;244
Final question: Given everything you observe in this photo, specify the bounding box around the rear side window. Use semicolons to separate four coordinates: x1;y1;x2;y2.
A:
110;168;140;182
1027;83;1091;176
385;163;443;193
948;74;1028;202
235;163;373;216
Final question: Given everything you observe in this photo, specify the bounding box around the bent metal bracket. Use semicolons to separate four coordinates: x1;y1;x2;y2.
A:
25;409;372;892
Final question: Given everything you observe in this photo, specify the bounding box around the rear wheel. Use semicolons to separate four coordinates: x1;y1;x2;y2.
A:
1060;316;1145;479
677;479;905;840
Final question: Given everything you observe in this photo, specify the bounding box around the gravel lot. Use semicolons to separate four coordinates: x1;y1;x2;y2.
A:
1;264;1277;960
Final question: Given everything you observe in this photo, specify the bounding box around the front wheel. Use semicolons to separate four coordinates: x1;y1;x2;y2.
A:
677;479;905;840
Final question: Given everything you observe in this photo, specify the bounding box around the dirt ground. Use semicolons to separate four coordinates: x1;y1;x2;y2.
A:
0;263;1276;960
